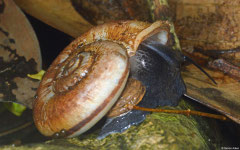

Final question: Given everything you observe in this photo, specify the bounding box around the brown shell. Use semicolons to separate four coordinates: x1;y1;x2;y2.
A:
34;41;129;137
68;20;171;57
107;78;146;118
33;20;171;137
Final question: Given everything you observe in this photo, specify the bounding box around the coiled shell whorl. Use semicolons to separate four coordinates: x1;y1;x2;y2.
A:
33;20;170;137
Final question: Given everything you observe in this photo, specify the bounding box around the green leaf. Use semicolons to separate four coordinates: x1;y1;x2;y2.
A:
2;70;46;116
27;70;45;80
4;102;27;116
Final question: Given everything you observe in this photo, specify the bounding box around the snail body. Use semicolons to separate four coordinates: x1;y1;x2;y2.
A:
33;20;177;137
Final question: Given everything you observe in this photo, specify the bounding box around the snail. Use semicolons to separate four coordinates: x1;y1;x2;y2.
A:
33;20;221;138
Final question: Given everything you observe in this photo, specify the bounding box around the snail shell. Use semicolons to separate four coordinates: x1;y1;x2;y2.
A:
33;20;171;137
107;78;146;118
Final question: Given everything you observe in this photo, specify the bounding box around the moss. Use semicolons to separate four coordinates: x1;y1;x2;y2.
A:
161;0;169;5
1;99;225;150
147;0;169;21
169;23;181;50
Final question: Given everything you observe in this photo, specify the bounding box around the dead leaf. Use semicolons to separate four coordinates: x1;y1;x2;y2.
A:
182;64;240;124
0;0;41;108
